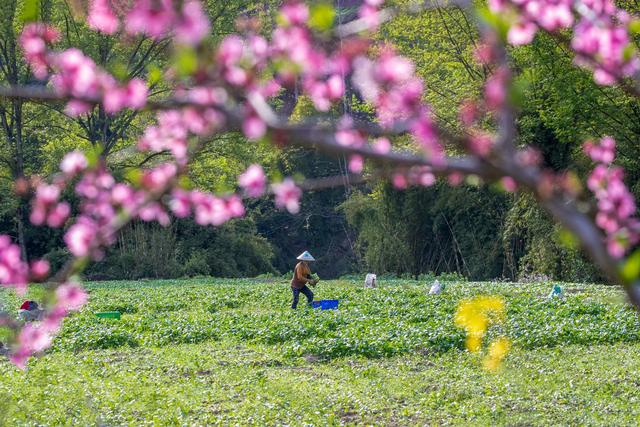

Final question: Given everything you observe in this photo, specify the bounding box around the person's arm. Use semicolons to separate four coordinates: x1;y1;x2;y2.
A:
295;264;314;284
294;264;310;284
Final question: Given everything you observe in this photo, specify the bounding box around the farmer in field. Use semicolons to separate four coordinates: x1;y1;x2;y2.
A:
290;251;318;309
18;300;44;322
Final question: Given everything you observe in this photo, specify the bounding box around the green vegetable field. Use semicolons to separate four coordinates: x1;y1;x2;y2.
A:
2;279;640;425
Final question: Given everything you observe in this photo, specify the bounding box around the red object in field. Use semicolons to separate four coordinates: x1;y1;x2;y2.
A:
20;301;36;310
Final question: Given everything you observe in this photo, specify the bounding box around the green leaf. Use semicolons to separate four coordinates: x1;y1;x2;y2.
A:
147;65;163;86
630;19;640;35
175;47;198;77
21;0;40;22
125;168;142;186
85;145;103;168
309;3;336;32
178;175;193;190
557;228;577;250
621;250;640;282
623;44;636;62
465;175;481;186
110;61;129;82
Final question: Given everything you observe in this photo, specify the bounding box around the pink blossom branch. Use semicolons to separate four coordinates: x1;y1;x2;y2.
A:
0;85;482;175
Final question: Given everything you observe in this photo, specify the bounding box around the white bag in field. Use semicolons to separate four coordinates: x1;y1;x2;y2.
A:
364;273;377;288
429;280;442;295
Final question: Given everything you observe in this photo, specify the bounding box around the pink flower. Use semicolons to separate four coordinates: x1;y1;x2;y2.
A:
192;194;231;226
138;110;189;160
65;100;93;116
41;306;68;333
141;163;177;192
88;0;120;34
607;235;626;258
56;281;88;311
373;137;391;154
411;112;443;163
103;85;128;114
584;136;616;164
138;202;170;226
336;128;364;147
349;155;364;173
249;36;269;61
52;49;100;98
125;0;176;39
538;3;573;31
64;221;96;257
501;177;518;192
448;172;464;186
238;164;267;198
10;348;32;370
60;151;88;177
469;133;493;156
169;189;192;218
458;100;478;127
0;235;29;294
484;68;508;110
392;173;408;189
30;259;50;282
126;78;148;109
217;35;245;67
375;51;414;84
175;1;210;46
242;115;266;140
47;202;71;228
19;24;59;79
508;22;537;45
18;324;52;353
516;147;542;166
36;184;61;205
585;136;640;257
111;183;135;206
358;3;381;28
280;2;309;26
416;169;435;187
272;178;302;214
326;75;345;99
226;195;245;218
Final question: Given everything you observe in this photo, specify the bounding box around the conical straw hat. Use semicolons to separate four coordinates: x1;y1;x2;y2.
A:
296;251;315;261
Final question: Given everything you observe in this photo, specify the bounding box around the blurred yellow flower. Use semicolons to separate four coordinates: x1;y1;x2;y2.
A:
483;337;511;371
454;295;510;371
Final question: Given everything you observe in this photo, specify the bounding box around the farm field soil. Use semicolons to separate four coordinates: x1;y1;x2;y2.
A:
1;279;640;425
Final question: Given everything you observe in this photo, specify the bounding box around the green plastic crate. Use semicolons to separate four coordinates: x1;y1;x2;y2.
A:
95;311;121;319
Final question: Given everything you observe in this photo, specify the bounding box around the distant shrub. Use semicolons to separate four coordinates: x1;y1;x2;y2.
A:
182;250;211;277
418;272;436;282
439;272;468;282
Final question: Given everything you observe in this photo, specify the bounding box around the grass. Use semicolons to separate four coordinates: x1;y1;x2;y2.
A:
1;278;640;425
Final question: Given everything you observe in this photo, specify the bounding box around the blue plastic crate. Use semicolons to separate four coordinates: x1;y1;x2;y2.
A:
320;299;339;310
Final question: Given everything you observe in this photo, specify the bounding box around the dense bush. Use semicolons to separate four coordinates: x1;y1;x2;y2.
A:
84;218;276;280
342;184;510;280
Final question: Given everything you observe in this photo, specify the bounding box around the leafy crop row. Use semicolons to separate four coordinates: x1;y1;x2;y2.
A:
2;279;638;359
